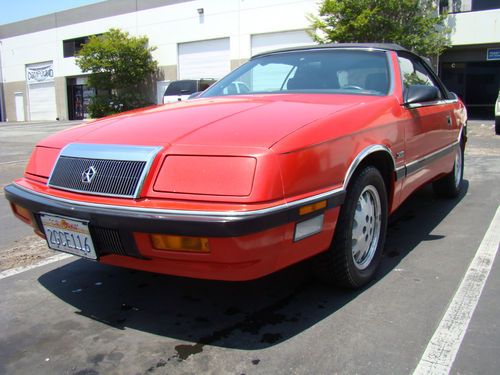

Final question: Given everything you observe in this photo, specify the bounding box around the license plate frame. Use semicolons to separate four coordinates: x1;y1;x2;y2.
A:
40;213;97;260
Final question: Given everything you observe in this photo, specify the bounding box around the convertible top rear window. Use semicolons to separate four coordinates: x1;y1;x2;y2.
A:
202;49;391;97
165;80;197;95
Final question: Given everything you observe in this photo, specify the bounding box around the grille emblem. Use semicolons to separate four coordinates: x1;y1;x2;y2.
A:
81;166;97;183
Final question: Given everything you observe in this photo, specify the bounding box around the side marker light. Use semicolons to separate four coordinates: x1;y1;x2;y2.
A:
299;200;327;216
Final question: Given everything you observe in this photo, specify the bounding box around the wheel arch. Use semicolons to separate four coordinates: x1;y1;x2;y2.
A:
344;145;396;208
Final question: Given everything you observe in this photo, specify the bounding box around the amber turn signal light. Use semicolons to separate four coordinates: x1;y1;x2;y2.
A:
150;234;210;253
299;200;327;216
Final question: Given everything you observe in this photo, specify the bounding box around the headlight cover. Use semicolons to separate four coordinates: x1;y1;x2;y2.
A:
154;155;256;196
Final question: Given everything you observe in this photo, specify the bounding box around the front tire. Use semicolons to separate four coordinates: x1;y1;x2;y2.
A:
433;144;464;198
495;117;500;135
314;166;388;288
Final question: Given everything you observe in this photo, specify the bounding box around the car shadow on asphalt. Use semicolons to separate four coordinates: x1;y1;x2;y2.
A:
37;181;468;361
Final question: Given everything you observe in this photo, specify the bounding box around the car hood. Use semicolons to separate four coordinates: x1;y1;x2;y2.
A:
39;94;380;150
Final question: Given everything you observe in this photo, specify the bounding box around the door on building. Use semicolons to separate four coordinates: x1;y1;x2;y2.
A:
465;62;500;118
14;92;25;122
28;82;57;121
26;62;57;121
67;78;95;120
178;38;230;80
441;60;500;119
251;30;313;56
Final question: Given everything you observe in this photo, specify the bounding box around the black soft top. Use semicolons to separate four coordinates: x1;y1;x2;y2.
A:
252;43;408;59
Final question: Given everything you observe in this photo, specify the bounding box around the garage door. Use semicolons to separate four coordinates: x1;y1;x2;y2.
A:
178;38;230;80
249;31;314;91
251;30;313;56
28;82;57;121
26;62;57;121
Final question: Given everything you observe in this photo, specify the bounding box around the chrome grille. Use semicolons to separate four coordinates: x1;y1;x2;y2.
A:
48;143;162;198
49;157;146;197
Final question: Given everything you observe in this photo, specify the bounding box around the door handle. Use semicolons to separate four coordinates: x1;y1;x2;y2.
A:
446;115;452;126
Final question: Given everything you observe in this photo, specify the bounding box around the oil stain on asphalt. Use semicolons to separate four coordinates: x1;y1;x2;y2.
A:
172;285;303;361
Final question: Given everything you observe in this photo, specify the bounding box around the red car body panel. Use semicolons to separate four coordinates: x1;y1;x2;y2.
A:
122;208;340;281
5;46;467;281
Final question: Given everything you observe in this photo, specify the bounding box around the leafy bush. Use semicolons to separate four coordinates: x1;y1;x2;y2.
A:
76;29;158;118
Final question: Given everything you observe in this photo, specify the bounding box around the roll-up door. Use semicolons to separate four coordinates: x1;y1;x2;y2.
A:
178;38;230;80
26;62;57;121
251;30;313;56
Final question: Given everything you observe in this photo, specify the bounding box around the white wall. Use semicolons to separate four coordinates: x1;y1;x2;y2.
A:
1;29;59;82
3;0;497;86
0;0;318;83
447;9;500;46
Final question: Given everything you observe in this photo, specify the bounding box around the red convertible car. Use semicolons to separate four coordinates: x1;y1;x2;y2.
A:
5;44;467;288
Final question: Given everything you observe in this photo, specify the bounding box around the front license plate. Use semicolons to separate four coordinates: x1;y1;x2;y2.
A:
40;214;97;260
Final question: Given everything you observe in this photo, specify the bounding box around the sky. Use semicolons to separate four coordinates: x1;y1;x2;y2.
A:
0;0;106;25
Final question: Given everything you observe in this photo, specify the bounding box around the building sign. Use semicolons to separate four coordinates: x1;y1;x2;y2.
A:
26;63;54;84
487;48;500;61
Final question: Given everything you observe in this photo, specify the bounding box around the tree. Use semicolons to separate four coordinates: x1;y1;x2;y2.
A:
309;0;451;57
76;28;157;117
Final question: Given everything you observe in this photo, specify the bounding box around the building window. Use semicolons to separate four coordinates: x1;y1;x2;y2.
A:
472;0;500;11
439;0;450;14
440;0;473;14
63;35;100;58
440;0;500;14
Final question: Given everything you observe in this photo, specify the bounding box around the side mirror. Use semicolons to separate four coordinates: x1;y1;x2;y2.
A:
405;85;439;105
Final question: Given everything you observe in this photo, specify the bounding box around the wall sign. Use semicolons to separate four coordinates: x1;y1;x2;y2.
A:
487;48;500;61
26;63;54;84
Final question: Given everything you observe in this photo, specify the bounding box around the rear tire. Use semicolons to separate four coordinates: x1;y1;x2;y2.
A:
433;144;464;199
313;166;388;289
495;117;500;135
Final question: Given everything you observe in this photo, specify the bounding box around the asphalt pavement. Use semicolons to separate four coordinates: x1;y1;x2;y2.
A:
0;121;79;250
0;120;499;375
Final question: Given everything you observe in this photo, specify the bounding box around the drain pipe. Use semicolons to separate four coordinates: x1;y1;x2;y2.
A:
0;41;6;122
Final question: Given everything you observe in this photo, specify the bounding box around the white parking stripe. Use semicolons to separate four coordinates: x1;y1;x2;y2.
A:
0;159;28;165
413;205;500;375
0;253;73;280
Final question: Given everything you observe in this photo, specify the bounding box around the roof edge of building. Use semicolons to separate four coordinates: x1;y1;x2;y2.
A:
0;0;194;39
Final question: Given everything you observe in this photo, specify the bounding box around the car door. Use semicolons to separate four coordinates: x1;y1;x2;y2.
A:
397;52;458;201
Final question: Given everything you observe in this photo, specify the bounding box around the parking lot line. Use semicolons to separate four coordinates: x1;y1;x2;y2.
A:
413;205;500;375
0;159;28;165
0;253;73;280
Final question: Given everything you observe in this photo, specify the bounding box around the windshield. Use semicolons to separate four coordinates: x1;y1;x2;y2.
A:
165;80;197;95
201;49;391;98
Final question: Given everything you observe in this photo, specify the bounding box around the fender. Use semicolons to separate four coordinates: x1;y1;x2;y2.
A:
343;144;399;188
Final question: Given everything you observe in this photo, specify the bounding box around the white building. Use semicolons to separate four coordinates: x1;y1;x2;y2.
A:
439;0;500;118
0;0;499;122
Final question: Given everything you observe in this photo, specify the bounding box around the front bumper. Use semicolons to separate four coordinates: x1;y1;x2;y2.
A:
5;183;344;280
5;183;344;237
